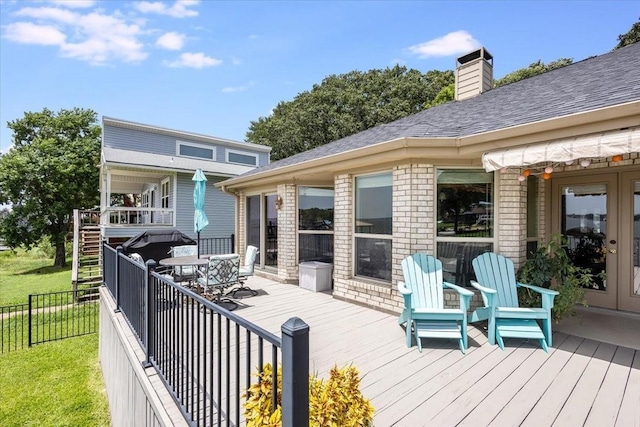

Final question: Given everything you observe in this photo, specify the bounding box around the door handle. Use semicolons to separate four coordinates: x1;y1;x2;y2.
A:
609;248;617;254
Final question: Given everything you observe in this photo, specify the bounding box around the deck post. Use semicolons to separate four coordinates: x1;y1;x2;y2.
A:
281;317;309;427
143;259;156;368
114;246;123;313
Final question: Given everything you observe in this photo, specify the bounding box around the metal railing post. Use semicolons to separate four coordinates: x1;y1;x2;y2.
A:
143;259;156;368
281;317;309;427
28;294;33;347
114;246;123;313
231;233;235;254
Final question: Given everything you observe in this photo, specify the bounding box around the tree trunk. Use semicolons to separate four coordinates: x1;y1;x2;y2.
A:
54;240;67;267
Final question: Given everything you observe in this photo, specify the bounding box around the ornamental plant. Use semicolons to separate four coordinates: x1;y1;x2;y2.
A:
517;233;599;322
244;363;374;427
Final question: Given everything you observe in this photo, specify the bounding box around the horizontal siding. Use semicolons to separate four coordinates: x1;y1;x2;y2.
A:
103;124;268;166
175;173;235;239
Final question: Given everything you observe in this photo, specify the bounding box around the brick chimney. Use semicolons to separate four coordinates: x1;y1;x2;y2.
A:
455;47;493;101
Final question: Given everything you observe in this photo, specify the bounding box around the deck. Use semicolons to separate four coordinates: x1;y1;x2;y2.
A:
231;275;639;427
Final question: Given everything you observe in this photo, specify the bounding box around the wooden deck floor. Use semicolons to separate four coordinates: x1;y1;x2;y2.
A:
233;276;639;427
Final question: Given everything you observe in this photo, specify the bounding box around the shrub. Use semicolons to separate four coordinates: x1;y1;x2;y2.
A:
517;233;600;322
244;363;374;427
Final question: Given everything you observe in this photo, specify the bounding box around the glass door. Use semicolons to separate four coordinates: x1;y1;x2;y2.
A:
619;171;640;313
552;174;617;309
264;194;278;268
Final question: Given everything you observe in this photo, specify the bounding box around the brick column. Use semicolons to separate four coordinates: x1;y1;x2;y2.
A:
332;174;353;297
498;171;527;268
277;183;298;282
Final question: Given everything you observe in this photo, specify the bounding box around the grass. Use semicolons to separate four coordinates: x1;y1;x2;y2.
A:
0;249;72;306
0;334;110;427
0;248;110;426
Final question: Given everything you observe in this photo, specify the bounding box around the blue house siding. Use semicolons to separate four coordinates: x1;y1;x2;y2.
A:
103;123;268;165
174;173;235;239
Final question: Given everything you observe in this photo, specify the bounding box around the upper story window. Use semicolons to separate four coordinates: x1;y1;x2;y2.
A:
354;172;392;282
226;149;258;166
177;141;215;160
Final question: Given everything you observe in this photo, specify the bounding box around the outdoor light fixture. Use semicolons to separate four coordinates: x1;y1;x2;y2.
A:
275;195;283;210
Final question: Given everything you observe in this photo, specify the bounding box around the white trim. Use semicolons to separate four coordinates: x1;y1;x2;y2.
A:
176;140;216;161
226;148;258;167
482;127;640;172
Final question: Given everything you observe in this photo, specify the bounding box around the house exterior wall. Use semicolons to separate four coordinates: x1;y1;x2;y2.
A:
103;124;268;165
174;173;236;239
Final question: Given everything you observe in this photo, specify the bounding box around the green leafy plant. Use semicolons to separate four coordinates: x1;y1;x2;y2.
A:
517;233;599;322
244;363;374;427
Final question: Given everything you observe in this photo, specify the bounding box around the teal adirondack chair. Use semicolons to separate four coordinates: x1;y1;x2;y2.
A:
398;253;474;353
470;252;559;352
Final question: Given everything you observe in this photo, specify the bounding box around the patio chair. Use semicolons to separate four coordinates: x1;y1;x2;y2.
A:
398;253;474;353
170;244;198;282
228;245;259;298
469;252;559;352
197;254;240;311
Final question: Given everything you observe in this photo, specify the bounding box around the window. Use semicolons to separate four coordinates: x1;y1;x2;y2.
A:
160;179;170;209
436;169;494;286
227;149;258;166
178;141;215;160
246;193;278;269
354;173;392;281
298;186;334;263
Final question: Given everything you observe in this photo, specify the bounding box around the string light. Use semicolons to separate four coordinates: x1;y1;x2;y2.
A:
612;154;623;162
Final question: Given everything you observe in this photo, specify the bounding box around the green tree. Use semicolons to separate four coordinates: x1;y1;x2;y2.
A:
494;58;573;87
247;66;453;160
615;17;640;49
0;108;101;267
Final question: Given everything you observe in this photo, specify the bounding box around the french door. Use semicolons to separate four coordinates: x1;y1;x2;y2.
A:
552;171;640;313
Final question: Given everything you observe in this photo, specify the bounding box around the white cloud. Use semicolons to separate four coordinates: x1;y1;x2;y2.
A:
16;6;78;24
221;81;255;93
407;30;480;58
4;22;66;45
164;52;222;69
50;0;97;8
134;0;199;18
156;31;185;50
6;5;148;65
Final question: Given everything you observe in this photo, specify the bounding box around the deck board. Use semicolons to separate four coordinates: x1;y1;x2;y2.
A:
160;276;639;427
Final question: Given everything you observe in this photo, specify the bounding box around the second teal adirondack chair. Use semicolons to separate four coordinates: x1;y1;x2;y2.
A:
398;253;474;353
470;252;559;352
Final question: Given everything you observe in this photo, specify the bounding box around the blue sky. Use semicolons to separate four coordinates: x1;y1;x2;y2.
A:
0;0;637;154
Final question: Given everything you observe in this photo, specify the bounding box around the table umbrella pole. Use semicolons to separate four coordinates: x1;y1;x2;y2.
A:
197;231;200;258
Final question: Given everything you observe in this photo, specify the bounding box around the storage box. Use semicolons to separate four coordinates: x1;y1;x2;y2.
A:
299;261;333;292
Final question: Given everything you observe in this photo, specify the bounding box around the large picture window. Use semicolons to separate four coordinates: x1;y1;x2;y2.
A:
354;173;392;281
298;186;334;263
436;169;494;286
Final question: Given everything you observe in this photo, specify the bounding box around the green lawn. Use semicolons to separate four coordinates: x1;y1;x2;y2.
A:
0;249;72;306
0;249;110;426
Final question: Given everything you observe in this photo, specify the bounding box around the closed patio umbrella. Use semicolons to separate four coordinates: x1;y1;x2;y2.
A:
193;169;209;257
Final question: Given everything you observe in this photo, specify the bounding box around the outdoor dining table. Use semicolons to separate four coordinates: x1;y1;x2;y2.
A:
158;256;209;286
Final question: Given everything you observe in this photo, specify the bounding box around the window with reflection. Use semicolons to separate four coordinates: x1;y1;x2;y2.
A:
436;169;494;286
437;170;493;237
354;173;392;281
298;187;334;263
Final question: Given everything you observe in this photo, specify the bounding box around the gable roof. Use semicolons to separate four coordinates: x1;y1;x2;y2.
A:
235;42;640;180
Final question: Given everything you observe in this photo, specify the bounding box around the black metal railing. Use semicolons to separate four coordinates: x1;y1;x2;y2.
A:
198;235;235;257
102;243;309;426
1;288;100;353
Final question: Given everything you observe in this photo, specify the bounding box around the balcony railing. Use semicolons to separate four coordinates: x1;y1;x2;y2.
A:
102;207;174;226
102;243;310;426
